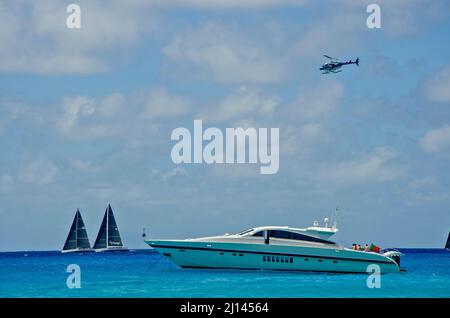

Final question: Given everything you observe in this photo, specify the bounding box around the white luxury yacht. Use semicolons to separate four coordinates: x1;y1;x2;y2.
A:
145;219;402;273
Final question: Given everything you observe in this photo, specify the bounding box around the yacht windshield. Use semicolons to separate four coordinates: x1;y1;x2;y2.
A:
237;229;254;236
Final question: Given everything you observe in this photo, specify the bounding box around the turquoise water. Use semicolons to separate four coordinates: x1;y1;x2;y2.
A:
0;249;449;298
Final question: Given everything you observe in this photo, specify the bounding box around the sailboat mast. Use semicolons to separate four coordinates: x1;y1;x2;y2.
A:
446;232;450;250
75;210;78;249
106;207;109;249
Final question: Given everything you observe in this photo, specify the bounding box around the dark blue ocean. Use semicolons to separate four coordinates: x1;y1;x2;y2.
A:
0;249;448;298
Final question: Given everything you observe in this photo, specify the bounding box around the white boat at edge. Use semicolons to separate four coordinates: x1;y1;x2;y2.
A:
145;221;402;273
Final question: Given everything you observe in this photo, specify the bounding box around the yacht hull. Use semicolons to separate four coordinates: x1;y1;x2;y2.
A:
147;240;400;273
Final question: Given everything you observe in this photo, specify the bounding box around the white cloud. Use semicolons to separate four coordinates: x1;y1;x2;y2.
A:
209;164;260;179
419;125;450;154
277;82;344;158
2;0;446;76
60;96;95;130
313;147;407;186
0;0;154;74
405;177;450;203
424;65;450;103
18;158;58;186
292;0;450;62
144;0;306;9
58;93;124;139
96;93;126;117
0;175;15;193
408;177;436;191
163;167;187;181
202;86;279;123
144;167;188;181
377;0;450;37
163;22;286;83
0;99;45;124
70;159;99;173
282;123;328;156
292;82;344;121
56;89;190;141
0;0;306;75
293;10;362;58
142;88;190;119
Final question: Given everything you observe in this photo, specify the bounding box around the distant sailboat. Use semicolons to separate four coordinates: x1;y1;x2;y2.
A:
62;209;93;253
93;204;128;252
446;232;450;250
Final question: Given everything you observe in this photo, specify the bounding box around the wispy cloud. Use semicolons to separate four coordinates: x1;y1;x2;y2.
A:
0;0;156;74
134;0;306;9
70;159;99;174
423;65;450;103
163;22;287;83
201;86;279;123
312;147;407;186
419;125;450;154
291;82;344;121
58;94;123;140
142;87;190;119
18;158;59;186
56;88;189;141
0;175;15;193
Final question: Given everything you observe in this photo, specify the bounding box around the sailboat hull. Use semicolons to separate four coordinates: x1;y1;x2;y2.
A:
94;247;129;253
61;248;94;254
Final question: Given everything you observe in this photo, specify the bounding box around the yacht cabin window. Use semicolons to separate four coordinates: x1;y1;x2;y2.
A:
237;229;254;236
250;229;335;244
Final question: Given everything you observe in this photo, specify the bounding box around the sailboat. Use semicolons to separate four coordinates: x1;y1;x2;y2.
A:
93;204;128;252
62;209;93;253
446;232;450;251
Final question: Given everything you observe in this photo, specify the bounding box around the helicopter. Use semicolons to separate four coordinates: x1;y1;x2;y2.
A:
320;55;359;74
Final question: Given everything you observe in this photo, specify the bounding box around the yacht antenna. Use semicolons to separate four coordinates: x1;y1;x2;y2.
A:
142;227;146;239
332;207;339;229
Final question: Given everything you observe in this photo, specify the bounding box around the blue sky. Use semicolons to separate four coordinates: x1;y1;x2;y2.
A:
1;0;450;251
